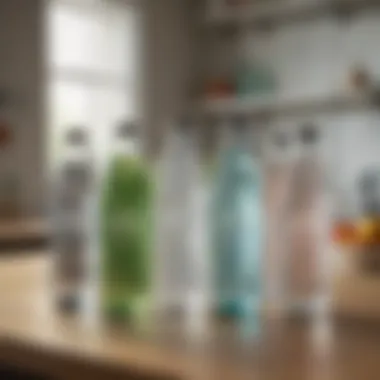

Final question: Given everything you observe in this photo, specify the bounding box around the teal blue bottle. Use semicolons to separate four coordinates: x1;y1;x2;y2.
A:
211;116;262;336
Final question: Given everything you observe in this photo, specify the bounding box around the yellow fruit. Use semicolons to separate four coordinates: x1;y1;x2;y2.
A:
357;218;377;243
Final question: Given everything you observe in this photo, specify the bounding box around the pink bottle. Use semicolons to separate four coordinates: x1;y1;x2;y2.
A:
284;123;329;317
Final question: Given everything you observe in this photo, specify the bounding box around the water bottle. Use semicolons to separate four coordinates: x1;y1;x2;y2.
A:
265;126;297;317
284;123;329;317
52;126;94;314
155;116;209;338
100;121;153;327
211;116;263;337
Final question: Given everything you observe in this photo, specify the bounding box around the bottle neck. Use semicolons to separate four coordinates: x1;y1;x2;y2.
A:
299;141;319;160
113;137;140;157
220;122;261;158
63;144;92;163
220;124;242;150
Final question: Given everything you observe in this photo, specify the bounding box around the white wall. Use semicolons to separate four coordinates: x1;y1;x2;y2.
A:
0;0;45;217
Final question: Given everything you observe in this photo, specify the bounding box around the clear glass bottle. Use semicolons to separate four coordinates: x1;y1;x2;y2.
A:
155;117;209;337
52;126;94;313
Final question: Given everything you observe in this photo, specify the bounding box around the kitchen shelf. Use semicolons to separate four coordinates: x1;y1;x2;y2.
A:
203;0;379;29
196;89;380;119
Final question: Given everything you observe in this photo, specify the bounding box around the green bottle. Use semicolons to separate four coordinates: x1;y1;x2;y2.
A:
101;121;153;326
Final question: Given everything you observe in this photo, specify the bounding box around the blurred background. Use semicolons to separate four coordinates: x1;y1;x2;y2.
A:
1;0;380;379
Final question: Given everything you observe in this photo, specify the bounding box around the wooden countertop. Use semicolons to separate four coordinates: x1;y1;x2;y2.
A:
0;219;48;241
0;219;49;251
0;253;380;380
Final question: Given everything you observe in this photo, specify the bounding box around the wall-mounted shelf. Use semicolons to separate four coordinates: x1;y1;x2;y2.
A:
203;0;379;29
196;89;380;119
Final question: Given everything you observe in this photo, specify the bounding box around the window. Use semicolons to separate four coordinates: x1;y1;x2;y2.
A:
47;0;139;167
